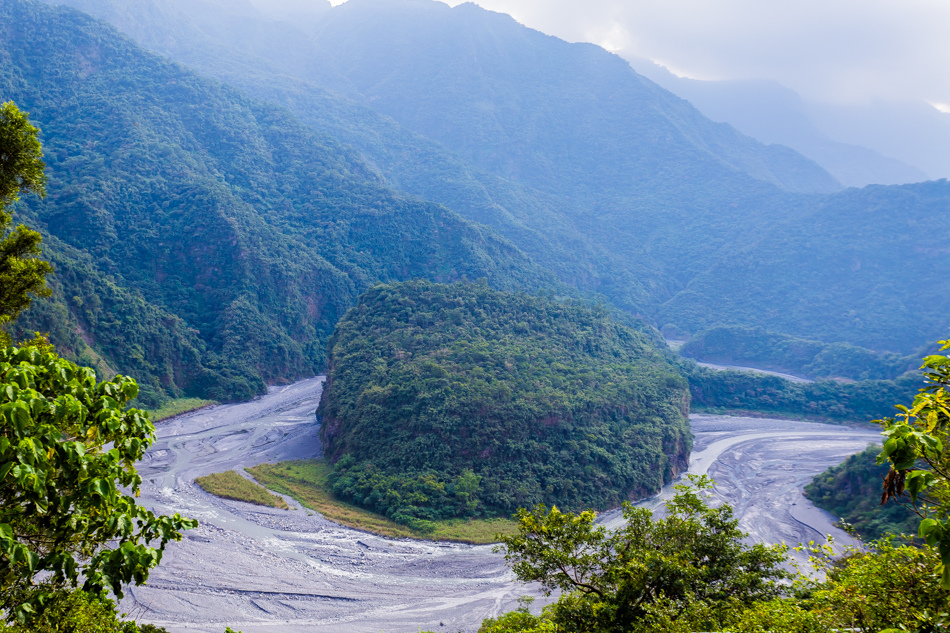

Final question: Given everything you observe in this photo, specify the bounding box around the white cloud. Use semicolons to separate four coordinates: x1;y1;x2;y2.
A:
438;0;950;106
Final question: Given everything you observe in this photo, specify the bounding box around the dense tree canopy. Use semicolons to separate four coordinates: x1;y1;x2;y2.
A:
1;0;555;406
491;476;789;633
319;281;690;529
472;477;950;633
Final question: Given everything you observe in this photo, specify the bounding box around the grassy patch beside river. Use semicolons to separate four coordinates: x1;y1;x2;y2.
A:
247;460;519;544
148;397;216;421
195;471;289;509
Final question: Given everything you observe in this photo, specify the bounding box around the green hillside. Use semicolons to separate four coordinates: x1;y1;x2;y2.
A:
1;0;551;404
51;0;950;354
660;182;950;351
804;446;919;541
684;363;921;422
318;281;691;529
43;0;672;319
681;326;921;381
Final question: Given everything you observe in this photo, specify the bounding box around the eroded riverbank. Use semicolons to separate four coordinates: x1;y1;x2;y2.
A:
127;379;880;633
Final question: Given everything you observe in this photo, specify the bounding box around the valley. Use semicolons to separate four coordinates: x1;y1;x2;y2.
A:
0;1;946;629
126;379;878;633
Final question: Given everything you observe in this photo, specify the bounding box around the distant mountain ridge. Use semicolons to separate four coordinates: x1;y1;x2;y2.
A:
309;0;841;197
629;64;931;188
13;0;950;385
2;0;555;404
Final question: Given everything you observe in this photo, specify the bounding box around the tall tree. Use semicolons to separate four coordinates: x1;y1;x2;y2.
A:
499;475;789;633
0;101;196;625
0;102;52;340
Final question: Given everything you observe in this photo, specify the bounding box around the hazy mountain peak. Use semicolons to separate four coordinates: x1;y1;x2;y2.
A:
631;58;933;187
245;0;330;20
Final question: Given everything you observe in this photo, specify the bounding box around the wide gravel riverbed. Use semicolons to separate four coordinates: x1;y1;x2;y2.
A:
126;377;880;633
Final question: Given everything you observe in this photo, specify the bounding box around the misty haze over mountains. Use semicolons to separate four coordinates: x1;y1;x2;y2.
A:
631;60;949;188
4;3;950;631
4;0;949;404
46;0;948;189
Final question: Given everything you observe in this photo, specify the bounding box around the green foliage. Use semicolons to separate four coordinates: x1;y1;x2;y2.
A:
1;0;553;406
724;599;825;633
499;475;789;633
685;361;920;422
0;344;196;623
477;599;558;633
0;101;45;208
482;484;950;633
682;325;920;381
877;339;950;587
0;101;52;342
802;537;950;632
0;589;168;633
319;281;691;525
804;445;919;541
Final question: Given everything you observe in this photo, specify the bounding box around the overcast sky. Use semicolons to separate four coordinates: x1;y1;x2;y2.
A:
332;0;950;112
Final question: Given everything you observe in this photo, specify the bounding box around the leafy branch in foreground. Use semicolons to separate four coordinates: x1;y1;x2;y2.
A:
0;345;196;623
878;339;950;587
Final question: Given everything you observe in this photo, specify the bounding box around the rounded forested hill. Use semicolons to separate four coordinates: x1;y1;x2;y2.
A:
318;281;691;528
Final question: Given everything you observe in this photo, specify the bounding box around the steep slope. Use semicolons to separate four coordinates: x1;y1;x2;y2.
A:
629;66;929;188
310;0;840;197
659;181;950;351
805;446;919;540
40;0;675;318
1;0;551;404
30;0;950;353
319;281;691;526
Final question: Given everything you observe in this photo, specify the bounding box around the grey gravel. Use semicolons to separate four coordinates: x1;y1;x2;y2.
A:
122;379;880;632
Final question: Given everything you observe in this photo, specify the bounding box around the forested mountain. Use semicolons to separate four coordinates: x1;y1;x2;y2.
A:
805;446;919;541
628;67;930;188
39;0;683;319
319;281;691;527
1;0;554;404
681;326;923;382
659;181;950;351
39;0;950;355
309;0;841;196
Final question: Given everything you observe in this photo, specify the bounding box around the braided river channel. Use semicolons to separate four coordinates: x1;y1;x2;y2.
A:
125;377;880;633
